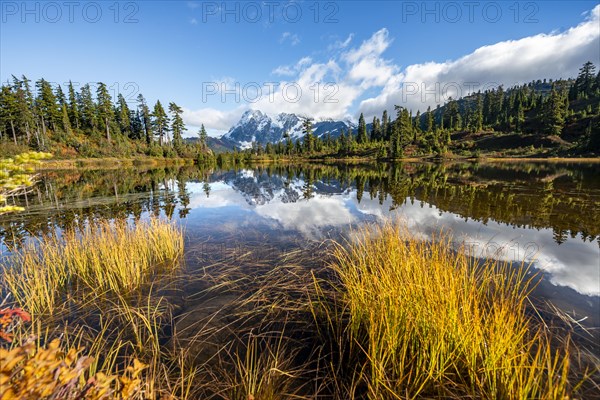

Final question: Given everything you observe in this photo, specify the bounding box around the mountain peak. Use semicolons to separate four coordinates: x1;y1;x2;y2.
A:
222;110;356;149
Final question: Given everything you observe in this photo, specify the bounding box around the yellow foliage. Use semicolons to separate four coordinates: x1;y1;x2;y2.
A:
0;338;146;399
0;151;52;214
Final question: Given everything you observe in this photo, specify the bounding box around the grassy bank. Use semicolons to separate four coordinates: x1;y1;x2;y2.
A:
1;219;596;398
37;156;195;170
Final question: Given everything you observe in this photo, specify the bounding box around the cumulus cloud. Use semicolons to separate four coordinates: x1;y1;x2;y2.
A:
256;58;361;120
183;5;600;134
183;105;248;136
358;5;600;118
327;33;354;52
280;32;301;46
272;57;313;76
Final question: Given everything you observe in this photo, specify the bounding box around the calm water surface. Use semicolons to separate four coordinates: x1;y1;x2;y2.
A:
1;161;599;328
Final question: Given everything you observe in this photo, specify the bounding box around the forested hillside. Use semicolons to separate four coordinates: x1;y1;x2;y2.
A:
0;77;211;159
237;61;600;159
1;62;598;160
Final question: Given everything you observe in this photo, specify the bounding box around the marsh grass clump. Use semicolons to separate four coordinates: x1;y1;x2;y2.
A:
328;222;576;399
0;218;191;399
3;218;183;316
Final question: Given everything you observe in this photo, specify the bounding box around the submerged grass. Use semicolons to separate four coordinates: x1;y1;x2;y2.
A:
3;218;183;316
328;222;577;399
1;218;594;398
1;218;190;399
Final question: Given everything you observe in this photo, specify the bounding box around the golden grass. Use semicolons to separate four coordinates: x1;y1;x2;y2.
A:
329;222;575;399
1;218;191;399
1;218;592;398
37;157;193;170
3;218;183;317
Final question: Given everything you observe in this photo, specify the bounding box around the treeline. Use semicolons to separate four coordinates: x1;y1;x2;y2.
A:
242;61;600;159
0;76;211;159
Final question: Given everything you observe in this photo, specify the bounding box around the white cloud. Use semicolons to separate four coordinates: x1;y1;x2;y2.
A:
342;28;391;64
182;105;248;136
327;33;354;51
183;5;600;133
280;32;301;46
358;5;600;118
272;56;313;76
255;59;360;120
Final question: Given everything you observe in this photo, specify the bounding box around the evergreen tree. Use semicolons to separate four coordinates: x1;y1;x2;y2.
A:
96;82;114;141
514;95;525;133
543;86;567;136
130;109;143;140
473;93;483;132
426;106;434;133
198;124;208;151
55;85;66;107
117;94;131;137
381;110;390;140
284;131;293;155
371;116;381;141
357;112;368;144
67;81;80;129
414;110;421;143
79;84;97;132
338;129;347;153
168;102;185;150
390;106;412;157
151;100;169;145
35;79;60;132
302;117;314;152
60;103;72;134
444;98;460;131
0;86;19;144
137;94;152;145
11;76;35;144
575;61;596;98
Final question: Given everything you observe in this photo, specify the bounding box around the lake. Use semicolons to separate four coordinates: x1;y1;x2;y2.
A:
1;161;599;333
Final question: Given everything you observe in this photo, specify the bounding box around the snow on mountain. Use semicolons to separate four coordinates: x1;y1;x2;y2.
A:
222;110;356;149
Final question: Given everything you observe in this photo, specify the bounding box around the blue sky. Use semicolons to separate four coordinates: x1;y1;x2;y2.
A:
1;1;599;136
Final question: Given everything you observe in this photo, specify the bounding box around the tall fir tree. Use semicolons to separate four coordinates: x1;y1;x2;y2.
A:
117;94;131;137
67;81;80;129
96;82;114;141
79;84;97;132
151;100;169;145
137;94;152;145
543;85;567;136
302;117;314;152
169;102;185;150
35;79;60;132
357;112;368;144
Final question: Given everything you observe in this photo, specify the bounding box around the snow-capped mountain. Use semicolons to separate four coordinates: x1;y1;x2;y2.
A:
222;110;356;149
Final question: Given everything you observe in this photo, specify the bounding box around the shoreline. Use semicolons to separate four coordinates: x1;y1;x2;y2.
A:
229;155;600;163
36;156;195;170
32;155;600;170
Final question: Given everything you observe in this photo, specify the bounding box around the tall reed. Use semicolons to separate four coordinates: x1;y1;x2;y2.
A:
329;222;573;399
3;218;183;316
